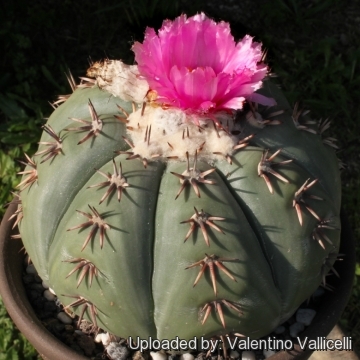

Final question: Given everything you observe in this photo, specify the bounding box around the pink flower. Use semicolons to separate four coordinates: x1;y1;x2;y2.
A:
132;13;275;114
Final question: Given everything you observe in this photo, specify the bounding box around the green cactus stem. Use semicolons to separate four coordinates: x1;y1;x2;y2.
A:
15;76;341;344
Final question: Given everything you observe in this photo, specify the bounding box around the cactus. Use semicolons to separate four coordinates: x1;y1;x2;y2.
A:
15;14;341;345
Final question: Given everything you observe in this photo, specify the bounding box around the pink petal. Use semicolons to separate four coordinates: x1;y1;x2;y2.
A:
220;97;246;110
247;93;277;106
133;13;271;114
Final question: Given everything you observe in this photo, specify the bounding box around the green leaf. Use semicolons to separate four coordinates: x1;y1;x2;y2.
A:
0;96;27;120
0;134;37;145
41;65;62;91
355;263;360;276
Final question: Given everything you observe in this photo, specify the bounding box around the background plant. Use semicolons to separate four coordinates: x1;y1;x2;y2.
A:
0;0;359;357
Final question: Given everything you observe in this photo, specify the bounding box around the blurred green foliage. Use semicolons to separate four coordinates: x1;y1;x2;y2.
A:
0;299;40;359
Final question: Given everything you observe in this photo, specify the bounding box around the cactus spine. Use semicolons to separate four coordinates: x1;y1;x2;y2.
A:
13;73;341;343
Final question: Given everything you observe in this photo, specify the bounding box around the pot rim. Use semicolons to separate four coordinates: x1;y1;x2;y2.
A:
0;201;355;360
0;201;88;360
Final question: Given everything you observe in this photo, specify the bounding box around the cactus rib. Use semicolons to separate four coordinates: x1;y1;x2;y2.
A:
88;159;129;204
65;99;103;144
180;207;225;247
292;102;317;133
67;205;110;251
292;178;323;225
63;295;99;328
200;300;243;328
312;218;338;249
16;154;38;191
35;125;63;163
64;258;100;288
257;149;293;194
171;151;216;199
185;254;238;295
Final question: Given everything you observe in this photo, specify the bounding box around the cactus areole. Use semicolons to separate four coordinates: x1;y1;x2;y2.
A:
17;13;341;347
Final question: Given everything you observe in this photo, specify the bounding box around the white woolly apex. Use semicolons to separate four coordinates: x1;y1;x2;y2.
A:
88;60;149;103
126;106;241;162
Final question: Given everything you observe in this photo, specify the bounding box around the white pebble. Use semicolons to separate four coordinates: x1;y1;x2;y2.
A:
241;351;256;360
106;342;129;360
57;312;73;325
274;325;285;334
263;349;276;358
230;350;240;359
180;354;194;360
102;333;111;346
150;351;167;360
26;264;37;274
43;289;56;301
49;287;56;295
296;309;316;326
289;322;305;337
312;287;325;298
95;332;111;346
42;280;50;289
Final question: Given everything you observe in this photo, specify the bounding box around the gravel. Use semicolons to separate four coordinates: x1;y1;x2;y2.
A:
296;309;317;326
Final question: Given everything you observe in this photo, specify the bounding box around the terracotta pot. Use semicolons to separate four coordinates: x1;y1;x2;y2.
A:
0;201;355;360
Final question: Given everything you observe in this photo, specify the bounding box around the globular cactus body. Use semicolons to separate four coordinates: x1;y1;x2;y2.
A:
16;13;341;346
17;81;341;342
